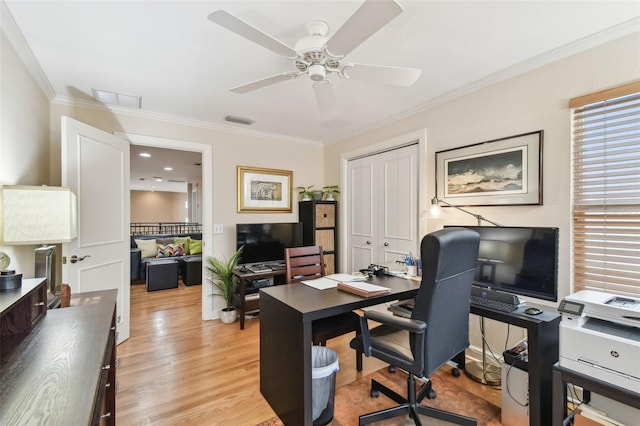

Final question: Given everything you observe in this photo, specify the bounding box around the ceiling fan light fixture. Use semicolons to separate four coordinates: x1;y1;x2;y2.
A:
308;64;326;82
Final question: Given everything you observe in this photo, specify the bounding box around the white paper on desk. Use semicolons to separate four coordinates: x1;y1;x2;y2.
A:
301;277;338;290
324;273;366;282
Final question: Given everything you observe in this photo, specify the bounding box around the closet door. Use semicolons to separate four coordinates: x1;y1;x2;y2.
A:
377;145;418;263
346;144;418;272
346;156;376;271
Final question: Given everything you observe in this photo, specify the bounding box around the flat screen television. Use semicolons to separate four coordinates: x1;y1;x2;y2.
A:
236;222;304;265
447;226;559;302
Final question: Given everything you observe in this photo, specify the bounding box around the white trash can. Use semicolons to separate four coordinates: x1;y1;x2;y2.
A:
311;345;339;425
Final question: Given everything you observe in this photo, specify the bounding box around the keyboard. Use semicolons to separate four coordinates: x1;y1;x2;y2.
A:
470;295;518;313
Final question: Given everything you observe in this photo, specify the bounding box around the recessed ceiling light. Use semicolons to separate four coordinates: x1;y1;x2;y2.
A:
164;167;173;171
92;88;142;109
154;178;163;182
139;152;151;158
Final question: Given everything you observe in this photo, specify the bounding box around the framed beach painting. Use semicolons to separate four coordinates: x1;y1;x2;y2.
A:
237;166;293;213
435;130;543;206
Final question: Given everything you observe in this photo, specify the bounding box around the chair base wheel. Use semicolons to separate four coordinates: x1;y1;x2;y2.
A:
371;389;379;398
388;365;396;373
452;367;460;377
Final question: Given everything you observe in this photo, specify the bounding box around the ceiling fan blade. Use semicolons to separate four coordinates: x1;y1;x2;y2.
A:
313;81;337;113
230;73;298;94
324;0;402;57
342;63;421;86
208;11;297;57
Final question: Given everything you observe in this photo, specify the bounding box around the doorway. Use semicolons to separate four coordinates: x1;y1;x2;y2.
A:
119;132;215;321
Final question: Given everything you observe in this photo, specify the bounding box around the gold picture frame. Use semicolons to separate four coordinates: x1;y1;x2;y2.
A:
237;166;293;213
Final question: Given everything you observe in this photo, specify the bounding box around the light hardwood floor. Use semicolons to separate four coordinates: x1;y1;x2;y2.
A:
116;282;388;425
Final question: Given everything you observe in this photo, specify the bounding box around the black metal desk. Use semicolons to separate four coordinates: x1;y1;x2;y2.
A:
552;363;640;426
468;304;561;426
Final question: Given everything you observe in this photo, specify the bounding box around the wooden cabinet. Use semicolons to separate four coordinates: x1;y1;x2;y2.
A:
299;200;338;274
0;277;47;338
0;289;117;425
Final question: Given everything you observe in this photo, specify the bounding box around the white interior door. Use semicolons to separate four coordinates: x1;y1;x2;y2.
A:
347;157;375;271
61;116;130;343
379;145;419;262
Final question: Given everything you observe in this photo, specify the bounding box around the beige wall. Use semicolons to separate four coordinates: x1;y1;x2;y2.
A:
327;32;640;304
130;190;188;223
0;29;52;277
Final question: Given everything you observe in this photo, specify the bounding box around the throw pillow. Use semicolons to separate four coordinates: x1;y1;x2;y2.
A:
156;243;185;258
190;239;202;255
174;236;191;255
135;239;157;259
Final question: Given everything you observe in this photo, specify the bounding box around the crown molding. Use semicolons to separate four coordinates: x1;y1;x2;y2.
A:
1;1;55;100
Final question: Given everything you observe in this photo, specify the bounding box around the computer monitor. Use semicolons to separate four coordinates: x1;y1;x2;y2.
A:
448;226;559;302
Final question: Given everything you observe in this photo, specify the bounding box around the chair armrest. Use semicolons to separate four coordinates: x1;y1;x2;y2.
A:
358;311;426;359
365;310;426;333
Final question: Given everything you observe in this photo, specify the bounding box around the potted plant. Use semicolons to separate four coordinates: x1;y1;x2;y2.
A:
296;185;315;201
206;246;243;324
322;185;340;201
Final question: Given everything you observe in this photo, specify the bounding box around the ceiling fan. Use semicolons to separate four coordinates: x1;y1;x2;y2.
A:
208;0;421;112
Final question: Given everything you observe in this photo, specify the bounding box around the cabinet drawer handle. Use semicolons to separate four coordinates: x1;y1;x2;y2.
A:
102;364;111;371
384;242;389;247
101;412;111;419
33;302;45;307
366;241;371;245
105;382;111;388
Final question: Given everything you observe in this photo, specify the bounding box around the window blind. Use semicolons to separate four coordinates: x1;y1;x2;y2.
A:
572;82;640;296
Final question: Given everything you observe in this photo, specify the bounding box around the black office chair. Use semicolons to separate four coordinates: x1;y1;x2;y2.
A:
285;246;364;371
350;228;480;426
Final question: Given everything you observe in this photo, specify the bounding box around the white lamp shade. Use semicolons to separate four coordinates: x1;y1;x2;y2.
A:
1;185;78;245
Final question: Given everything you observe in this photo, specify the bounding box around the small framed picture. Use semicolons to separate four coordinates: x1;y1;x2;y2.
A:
436;130;543;206
237;166;293;213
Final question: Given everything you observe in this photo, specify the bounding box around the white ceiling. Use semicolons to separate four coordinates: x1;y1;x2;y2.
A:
5;0;640;147
129;145;202;193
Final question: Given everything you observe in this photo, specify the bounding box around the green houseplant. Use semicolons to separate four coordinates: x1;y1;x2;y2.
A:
295;185;315;201
206;246;243;324
322;185;340;201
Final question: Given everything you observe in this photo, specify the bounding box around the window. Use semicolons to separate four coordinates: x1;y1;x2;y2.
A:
571;82;640;296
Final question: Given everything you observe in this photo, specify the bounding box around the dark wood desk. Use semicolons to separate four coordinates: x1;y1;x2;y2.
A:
552;363;640;426
260;274;420;426
468;303;561;426
260;275;561;426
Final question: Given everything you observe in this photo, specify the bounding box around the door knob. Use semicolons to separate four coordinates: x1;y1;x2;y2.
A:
70;255;91;264
366;241;371;245
384;242;389;247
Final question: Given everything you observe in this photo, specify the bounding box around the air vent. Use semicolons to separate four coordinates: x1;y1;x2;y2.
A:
225;115;254;125
168;179;187;183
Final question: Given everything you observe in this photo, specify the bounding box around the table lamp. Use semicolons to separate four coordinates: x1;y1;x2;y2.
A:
0;185;77;301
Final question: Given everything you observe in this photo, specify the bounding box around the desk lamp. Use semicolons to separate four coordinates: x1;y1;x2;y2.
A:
428;196;503;386
0;186;77;306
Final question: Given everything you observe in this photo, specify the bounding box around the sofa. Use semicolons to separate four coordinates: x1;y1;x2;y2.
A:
130;232;203;284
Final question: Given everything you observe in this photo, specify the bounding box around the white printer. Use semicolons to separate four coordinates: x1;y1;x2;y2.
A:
558;290;640;393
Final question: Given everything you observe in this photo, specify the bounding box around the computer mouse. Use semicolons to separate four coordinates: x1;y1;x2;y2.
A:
525;307;543;315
